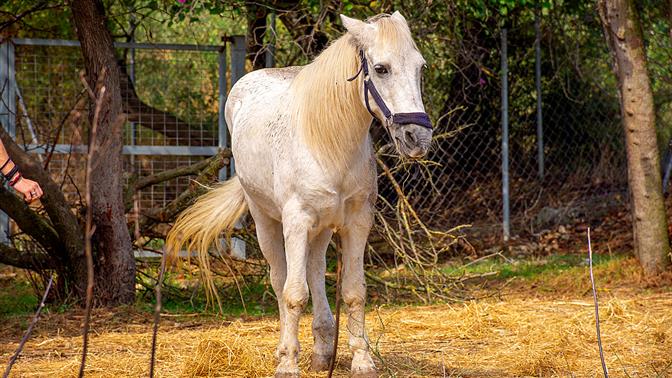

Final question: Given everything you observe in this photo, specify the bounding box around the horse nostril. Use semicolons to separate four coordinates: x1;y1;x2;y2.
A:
404;130;417;145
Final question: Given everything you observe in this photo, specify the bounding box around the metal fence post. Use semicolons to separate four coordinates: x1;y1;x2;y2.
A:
229;36;246;88
535;9;545;180
501;28;510;242
0;40;16;245
129;13;137;156
218;42;228;181
265;13;276;68
229;35;246;177
223;36;247;260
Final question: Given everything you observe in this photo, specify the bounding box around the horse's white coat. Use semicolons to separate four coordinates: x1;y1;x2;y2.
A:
169;12;431;377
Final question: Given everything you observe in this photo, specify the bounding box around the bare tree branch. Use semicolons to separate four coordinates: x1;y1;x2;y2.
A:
124;153;227;213
0;243;53;270
587;228;609;377
135;154;220;192
138;148;231;233
0;2;63;33
148;254;165;377
0;188;62;255
0;127;85;283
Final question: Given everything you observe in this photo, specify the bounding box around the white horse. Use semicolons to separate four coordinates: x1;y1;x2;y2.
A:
166;12;432;377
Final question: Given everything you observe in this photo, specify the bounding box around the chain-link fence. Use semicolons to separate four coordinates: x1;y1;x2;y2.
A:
375;9;643;251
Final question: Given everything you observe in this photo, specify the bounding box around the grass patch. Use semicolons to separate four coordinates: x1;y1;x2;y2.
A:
135;272;278;318
159;282;277;317
0;278;38;318
443;253;626;281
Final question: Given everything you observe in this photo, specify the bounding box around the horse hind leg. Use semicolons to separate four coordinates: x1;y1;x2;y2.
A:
247;204;293;376
307;229;335;371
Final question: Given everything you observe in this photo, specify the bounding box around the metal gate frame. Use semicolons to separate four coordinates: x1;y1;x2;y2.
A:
0;36;248;246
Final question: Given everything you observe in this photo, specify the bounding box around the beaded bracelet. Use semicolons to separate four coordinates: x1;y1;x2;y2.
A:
8;172;22;187
4;164;20;182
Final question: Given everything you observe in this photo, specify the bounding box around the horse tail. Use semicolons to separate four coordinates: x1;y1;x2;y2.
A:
165;175;248;309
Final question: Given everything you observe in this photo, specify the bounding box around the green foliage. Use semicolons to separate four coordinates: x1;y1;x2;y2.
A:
638;2;672;150
4;0;670;150
0;1;75;39
459;0;553;20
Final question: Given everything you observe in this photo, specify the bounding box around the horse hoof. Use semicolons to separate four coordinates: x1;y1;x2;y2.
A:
310;353;333;371
351;370;378;378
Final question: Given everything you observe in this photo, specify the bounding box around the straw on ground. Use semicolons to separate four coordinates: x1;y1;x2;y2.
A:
1;258;670;377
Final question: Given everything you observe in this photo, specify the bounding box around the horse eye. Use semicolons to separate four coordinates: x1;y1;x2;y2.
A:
374;64;389;75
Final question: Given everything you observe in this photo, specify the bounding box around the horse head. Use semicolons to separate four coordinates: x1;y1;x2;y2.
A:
342;11;433;160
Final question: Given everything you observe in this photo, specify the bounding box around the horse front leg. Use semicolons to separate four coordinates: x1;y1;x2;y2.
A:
307;229;335;371
276;202;313;377
341;205;377;377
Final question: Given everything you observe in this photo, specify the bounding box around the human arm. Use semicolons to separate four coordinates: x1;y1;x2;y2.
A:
0;138;43;203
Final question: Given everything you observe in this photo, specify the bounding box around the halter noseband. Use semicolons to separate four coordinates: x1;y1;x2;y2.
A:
348;50;433;130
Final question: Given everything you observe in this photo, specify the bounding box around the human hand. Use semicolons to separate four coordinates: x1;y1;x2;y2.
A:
13;177;43;203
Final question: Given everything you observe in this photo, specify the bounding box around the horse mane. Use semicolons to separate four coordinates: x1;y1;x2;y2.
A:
289;14;415;173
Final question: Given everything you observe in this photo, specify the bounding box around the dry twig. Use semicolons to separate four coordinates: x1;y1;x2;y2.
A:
149;253;166;377
2;275;54;378
79;68;107;378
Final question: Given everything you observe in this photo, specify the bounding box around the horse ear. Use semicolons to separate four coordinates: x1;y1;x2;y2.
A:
340;14;373;42
391;11;407;23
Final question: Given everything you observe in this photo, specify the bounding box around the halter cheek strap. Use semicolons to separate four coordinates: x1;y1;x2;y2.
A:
348;50;433;130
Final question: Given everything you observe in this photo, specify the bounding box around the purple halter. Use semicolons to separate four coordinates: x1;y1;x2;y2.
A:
348;50;433;130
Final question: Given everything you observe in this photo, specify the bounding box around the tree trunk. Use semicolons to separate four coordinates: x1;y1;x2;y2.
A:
71;0;135;305
669;0;672;41
598;0;671;275
246;4;268;70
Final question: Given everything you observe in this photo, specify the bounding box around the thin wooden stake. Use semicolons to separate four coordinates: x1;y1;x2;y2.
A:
2;275;54;378
79;71;106;378
588;228;609;378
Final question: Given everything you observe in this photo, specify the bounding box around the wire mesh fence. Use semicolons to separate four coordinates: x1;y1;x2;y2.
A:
8;40;225;211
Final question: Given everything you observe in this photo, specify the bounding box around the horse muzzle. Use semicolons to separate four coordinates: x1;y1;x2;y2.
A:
396;123;432;160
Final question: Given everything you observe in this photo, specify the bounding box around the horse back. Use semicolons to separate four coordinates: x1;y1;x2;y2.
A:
224;66;302;135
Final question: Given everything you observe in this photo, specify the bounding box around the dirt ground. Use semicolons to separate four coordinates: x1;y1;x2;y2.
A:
1;257;671;378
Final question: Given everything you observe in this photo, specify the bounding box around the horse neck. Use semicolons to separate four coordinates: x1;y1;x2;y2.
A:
293;36;373;174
